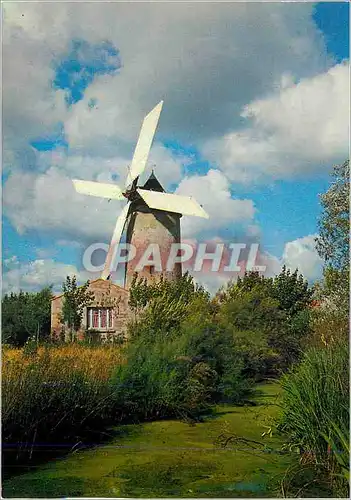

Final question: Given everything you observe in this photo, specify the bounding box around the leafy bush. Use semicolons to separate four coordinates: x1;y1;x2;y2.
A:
128;272;210;338
111;288;252;422
231;330;280;381
178;297;250;403
217;271;312;374
109;335;216;422
278;159;350;497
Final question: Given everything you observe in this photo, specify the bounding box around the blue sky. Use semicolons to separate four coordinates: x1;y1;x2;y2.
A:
2;2;349;294
313;2;349;61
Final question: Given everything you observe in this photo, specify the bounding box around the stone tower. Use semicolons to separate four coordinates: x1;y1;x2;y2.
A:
125;172;182;289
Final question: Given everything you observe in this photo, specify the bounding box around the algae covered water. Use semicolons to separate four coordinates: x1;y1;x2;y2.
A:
3;383;295;498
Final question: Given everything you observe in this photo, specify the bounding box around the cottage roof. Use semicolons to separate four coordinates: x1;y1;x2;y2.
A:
51;278;128;301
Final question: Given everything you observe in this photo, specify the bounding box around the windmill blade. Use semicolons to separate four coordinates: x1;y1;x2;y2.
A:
73;179;124;200
101;202;131;279
125;101;163;187
137;189;209;219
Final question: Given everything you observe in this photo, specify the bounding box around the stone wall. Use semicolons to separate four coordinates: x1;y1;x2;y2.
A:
125;204;182;289
51;279;131;341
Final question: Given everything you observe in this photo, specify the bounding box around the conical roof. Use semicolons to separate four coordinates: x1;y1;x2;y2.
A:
142;170;165;192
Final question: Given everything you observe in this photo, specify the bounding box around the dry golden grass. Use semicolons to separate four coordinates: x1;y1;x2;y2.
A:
2;344;124;382
2;344;126;455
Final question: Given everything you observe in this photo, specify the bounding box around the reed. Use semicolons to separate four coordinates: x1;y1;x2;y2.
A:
2;343;124;466
279;340;349;496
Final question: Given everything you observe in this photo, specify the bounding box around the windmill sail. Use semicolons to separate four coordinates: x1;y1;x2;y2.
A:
101;202;131;279
125;101;163;187
73;180;124;200
137;189;209;218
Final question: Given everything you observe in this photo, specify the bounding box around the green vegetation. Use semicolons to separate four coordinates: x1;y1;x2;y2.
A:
279;342;349;496
2;287;52;346
217;265;312;375
2;344;123;472
316;160;349;273
278;159;350;497
119;274;251;421
61;275;95;340
315;159;349;317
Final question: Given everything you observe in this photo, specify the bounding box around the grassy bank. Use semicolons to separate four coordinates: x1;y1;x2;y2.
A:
3;382;295;498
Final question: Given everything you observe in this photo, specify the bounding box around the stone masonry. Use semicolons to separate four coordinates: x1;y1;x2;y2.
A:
51;278;131;341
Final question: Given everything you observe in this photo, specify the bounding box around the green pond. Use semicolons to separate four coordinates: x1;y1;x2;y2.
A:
3;383;297;498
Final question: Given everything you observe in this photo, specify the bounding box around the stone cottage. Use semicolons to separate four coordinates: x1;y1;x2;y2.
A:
51;278;131;341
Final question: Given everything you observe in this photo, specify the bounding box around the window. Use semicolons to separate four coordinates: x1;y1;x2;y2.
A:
92;310;99;328
87;308;114;329
101;309;107;328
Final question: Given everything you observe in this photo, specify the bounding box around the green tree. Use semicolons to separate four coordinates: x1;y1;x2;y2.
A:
128;272;209;338
219;268;312;318
218;269;313;371
2;287;53;346
30;287;53;342
215;271;272;304
218;285;283;334
316;160;349;271
271;266;312;315
129;271;206;311
61;276;94;341
315;159;349;310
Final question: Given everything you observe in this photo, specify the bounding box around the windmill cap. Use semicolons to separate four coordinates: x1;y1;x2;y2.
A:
142;171;165;192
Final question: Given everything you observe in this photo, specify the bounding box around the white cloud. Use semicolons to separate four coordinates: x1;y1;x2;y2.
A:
176;169;256;238
259;233;323;283
36;248;55;259
2;258;96;295
192;271;229;296
56;239;85;249
36;149;123;181
2;232;322;296
3;1;338;250
2;4;68;171
3;168;124;242
3;255;19;268
282;234;323;281
58;2;328;149
203;62;349;183
35;141;184;187
3;2;330;167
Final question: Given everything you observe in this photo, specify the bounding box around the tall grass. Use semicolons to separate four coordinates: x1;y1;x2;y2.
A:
2;343;124;468
279;340;349;496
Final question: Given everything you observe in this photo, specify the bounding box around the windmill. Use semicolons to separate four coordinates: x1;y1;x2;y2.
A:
72;101;209;287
